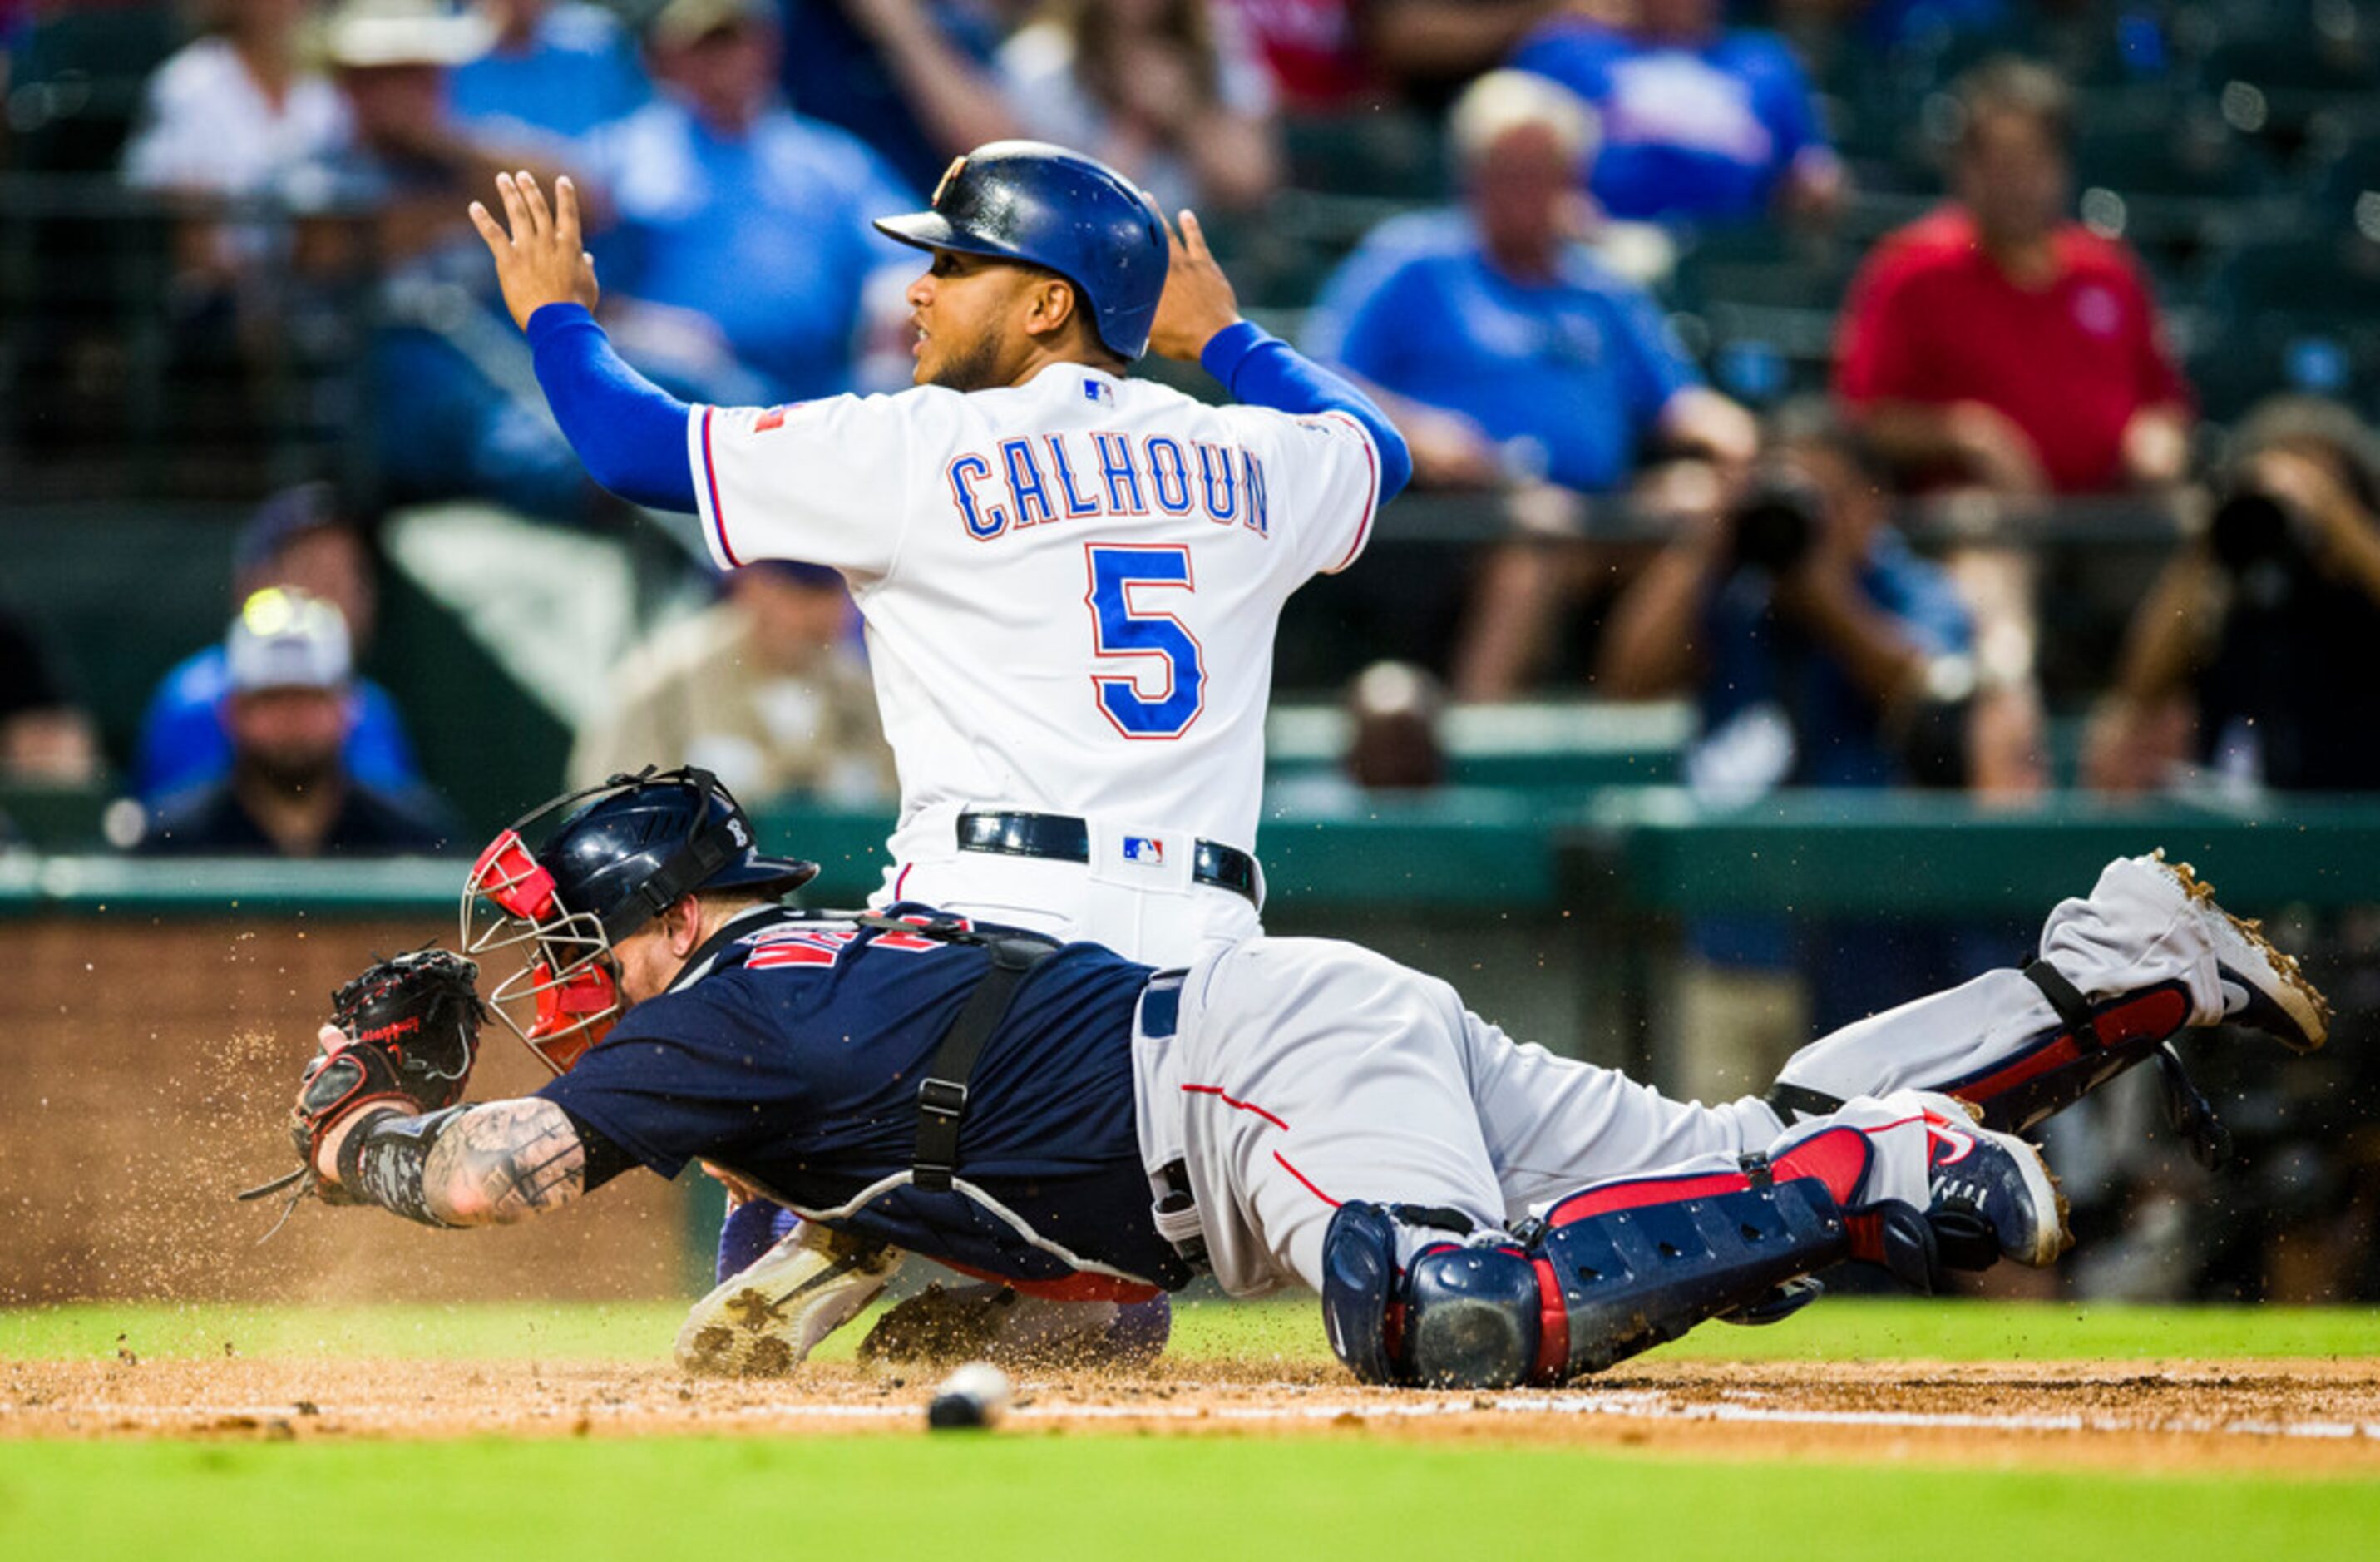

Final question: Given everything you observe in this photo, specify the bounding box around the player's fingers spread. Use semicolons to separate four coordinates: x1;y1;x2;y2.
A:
554;174;583;247
467;200;507;250
495;171;529;234
1178;210;1210;260
516;170;551;237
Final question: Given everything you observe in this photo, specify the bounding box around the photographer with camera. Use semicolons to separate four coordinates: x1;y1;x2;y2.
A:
1600;401;2032;1090
2086;396;2380;797
2080;396;2380;1304
1601;400;2021;798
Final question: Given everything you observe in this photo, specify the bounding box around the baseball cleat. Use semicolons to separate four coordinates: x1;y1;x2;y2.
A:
675;1219;903;1377
2155;852;2331;1053
1918;1094;2070;1268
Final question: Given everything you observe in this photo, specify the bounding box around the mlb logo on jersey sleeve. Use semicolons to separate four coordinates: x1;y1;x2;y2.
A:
1122;835;1164;866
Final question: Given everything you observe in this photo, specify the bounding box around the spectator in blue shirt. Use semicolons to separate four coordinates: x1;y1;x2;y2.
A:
135;485;426;808
577;0;919;403
448;0;651;151
1510;0;1844;227
1301;70;1754;694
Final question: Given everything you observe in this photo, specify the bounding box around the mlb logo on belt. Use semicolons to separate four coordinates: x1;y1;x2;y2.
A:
1122;835;1164;866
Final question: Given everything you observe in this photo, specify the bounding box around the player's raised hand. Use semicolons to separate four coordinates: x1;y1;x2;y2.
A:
1147;209;1242;363
468;170;600;332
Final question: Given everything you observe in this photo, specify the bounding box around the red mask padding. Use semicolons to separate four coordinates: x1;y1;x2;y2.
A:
474;830;560;922
525;960;620;1074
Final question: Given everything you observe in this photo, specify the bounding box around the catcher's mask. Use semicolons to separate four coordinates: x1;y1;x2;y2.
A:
462;766;818;1074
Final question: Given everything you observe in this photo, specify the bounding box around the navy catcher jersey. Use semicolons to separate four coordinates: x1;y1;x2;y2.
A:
537;904;1192;1289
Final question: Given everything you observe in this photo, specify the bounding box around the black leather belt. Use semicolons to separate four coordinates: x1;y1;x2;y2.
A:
955;810;1259;907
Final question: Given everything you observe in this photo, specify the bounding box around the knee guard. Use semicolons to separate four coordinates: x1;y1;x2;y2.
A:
1321;1177;1897;1391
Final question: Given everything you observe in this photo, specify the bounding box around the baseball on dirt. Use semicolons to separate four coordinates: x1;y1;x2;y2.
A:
926;1362;1012;1430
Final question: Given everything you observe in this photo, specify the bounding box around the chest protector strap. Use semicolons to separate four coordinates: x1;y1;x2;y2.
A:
854;914;1056;1193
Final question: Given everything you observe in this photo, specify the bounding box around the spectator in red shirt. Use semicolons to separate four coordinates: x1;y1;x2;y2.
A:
1834;57;2190;497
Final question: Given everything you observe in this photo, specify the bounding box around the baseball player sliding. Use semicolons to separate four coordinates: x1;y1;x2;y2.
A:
471;142;1411;1366
272;769;2327;1389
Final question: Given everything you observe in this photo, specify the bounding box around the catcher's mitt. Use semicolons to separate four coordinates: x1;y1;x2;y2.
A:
241;949;486;1220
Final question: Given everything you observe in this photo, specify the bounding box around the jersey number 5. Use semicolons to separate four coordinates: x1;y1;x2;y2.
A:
1084;543;1206;739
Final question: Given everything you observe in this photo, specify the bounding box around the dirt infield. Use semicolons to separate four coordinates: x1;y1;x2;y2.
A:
8;1355;2378;1474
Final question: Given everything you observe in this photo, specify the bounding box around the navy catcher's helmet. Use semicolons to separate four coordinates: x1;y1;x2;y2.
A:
875;141;1170;360
463;767;817;1072
535;768;817;944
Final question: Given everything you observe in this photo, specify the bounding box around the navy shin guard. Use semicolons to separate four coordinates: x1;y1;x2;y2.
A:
1321;1179;1870;1390
1537;1177;1856;1381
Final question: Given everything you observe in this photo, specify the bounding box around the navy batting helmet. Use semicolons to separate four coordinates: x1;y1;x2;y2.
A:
875;141;1170;361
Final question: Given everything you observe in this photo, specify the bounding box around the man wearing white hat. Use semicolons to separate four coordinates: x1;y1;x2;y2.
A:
137;588;456;857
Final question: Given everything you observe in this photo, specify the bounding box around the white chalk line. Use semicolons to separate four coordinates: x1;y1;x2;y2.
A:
42;1391;2380;1443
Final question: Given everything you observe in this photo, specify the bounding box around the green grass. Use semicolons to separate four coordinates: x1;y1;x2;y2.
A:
1;1439;2375;1562
7;1296;2377;1365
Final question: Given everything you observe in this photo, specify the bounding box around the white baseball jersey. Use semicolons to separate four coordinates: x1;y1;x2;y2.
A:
686;360;1383;949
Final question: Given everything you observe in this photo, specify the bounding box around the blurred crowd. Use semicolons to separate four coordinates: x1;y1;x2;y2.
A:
3;0;2379;1301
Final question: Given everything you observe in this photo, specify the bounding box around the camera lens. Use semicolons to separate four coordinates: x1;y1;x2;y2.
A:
1729;482;1819;574
2208;490;2296;576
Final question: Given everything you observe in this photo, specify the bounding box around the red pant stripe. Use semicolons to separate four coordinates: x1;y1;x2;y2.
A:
1271;1150;1340;1209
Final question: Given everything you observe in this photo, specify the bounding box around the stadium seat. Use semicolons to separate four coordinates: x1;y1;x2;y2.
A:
2215;227;2380;323
2196;2;2380;158
1666;225;1860;315
2196;226;2380;415
2073;108;2269;201
1279;112;1449;203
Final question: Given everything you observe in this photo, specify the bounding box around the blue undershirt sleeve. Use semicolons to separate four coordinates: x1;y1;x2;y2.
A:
525;302;699;512
1200;320;1412;502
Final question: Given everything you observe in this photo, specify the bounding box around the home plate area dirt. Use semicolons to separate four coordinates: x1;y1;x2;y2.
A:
7;1356;2380;1473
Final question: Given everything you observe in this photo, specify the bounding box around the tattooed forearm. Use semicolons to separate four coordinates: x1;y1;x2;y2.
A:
420;1099;590;1226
